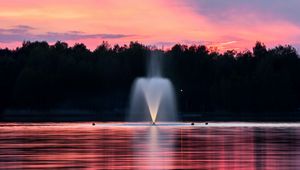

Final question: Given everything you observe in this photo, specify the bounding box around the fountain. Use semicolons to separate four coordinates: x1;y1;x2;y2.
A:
128;52;177;124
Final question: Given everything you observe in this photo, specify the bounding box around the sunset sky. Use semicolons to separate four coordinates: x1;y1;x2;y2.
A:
0;0;300;51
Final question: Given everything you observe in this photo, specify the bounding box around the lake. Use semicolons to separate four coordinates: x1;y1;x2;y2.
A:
0;122;300;169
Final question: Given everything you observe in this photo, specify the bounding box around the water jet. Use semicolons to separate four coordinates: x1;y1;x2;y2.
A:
128;52;177;124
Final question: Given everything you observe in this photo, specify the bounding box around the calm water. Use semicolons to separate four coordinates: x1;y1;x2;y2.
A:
0;122;300;170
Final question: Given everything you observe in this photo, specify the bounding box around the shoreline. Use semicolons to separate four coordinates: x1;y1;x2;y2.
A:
1;111;300;122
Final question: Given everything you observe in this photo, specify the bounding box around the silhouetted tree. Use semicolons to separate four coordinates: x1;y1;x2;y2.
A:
0;41;299;118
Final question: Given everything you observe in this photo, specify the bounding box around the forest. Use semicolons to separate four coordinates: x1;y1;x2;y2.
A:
0;41;300;118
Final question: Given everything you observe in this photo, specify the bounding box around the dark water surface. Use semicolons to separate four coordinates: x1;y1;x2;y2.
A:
0;122;300;169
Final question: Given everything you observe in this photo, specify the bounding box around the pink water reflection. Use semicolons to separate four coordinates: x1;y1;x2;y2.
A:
0;123;300;169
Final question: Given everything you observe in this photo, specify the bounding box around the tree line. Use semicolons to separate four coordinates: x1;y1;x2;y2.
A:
0;41;299;115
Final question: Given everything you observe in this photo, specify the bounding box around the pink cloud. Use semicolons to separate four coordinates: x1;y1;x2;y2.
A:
0;0;299;52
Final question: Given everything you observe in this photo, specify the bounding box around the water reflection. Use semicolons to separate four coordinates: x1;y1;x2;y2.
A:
133;126;176;169
0;123;300;169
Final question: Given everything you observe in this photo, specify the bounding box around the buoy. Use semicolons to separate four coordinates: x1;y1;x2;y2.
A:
92;123;95;126
191;122;194;125
205;122;208;125
152;122;156;125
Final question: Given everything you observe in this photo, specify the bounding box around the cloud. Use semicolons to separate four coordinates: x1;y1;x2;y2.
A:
0;1;300;51
0;25;34;34
0;25;132;43
38;32;132;42
185;0;300;25
15;25;35;30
